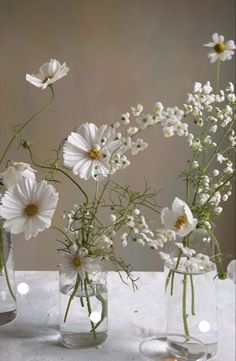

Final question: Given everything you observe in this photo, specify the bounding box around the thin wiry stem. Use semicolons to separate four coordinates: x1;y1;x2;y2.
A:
0;86;54;166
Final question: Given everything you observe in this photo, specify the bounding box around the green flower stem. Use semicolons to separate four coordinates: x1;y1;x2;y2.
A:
51;226;73;244
0;86;54;166
63;275;80;323
0;228;16;302
182;273;190;338
80;296;85;307
203;119;236;171
84;277;97;339
202;171;236;211
207;228;224;275
189;274;195;316
216;59;221;93
27;147;88;204
169;250;182;296
165;269;173;291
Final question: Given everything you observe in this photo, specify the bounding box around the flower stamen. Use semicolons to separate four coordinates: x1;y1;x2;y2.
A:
24;203;38;217
214;42;225;54
88;148;102;160
174;214;188;230
73;256;82;268
43;75;53;83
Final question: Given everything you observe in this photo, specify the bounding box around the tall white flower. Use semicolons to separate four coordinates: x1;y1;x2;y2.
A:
0;179;58;240
26;59;69;89
1;162;36;188
204;33;236;63
60;244;101;280
161;197;197;237
63;123;122;180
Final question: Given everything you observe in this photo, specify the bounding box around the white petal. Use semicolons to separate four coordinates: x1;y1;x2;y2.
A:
161;208;177;229
79;123;98;147
212;33;219;43
67;132;90;152
172;197;185;214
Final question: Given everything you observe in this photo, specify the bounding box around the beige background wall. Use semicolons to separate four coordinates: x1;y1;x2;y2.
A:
0;0;235;271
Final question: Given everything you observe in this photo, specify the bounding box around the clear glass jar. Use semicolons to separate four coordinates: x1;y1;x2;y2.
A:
59;267;108;348
164;230;218;359
0;224;17;325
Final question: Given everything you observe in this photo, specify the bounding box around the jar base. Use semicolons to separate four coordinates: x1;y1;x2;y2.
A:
0;309;16;326
139;334;208;361
205;342;217;359
60;331;108;348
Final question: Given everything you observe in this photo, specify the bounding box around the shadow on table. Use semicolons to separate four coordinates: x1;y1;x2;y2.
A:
0;323;59;340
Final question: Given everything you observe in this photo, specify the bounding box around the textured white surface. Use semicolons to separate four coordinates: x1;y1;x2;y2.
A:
0;271;235;361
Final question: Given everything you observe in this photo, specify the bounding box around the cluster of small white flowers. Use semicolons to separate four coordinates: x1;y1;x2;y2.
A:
96;235;113;250
175;242;196;257
120;208;177;250
164;254;214;273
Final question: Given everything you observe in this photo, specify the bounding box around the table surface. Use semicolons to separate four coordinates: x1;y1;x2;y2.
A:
0;271;235;361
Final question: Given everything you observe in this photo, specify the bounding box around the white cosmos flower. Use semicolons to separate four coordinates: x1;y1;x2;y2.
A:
63;123;122;180
60;244;101;280
0;178;58;240
204;33;236;63
26;59;69;89
161;197;198;237
1;162;36;188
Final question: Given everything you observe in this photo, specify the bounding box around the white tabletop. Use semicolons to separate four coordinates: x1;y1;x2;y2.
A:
0;271;235;361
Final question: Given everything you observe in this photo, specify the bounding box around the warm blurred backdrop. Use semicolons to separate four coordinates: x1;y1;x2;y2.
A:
0;0;235;270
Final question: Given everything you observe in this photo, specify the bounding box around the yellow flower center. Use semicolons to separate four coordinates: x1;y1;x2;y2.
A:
174;214;188;230
43;75;53;83
24;203;38;217
88;148;102;160
73;256;82;268
214;42;225;54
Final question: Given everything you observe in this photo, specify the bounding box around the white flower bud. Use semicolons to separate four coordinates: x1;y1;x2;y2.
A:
212;169;219;177
133;208;140;215
110;214;117;223
122;239;128;248
222;194;228;201
137;238;145;246
214;207;223;215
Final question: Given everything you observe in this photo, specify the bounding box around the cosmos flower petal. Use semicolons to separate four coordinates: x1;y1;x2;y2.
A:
205;33;235;63
2;162;36;188
161;198;197;237
67;132;90;152
4;217;27;234
79;160;94;180
161;208;177;229
0;178;58;240
26;59;69;89
79;123;98;147
63;123;123;180
212;33;219;43
172;197;185;214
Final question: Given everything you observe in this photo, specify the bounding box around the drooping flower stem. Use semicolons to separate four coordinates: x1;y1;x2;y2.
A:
0;86;54;166
182;273;190;338
27;147;89;204
63;274;80;322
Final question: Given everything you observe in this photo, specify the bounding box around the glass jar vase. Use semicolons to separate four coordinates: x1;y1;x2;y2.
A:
164;230;218;359
0;224;17;325
59;267;108;348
